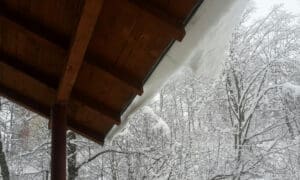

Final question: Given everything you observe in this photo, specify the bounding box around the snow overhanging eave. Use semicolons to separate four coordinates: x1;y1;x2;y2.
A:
105;0;249;144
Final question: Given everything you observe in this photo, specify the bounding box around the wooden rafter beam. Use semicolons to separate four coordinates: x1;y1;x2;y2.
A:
0;83;50;118
0;86;107;144
87;55;143;95
0;14;64;53
0;51;59;89
0;6;143;95
0;57;120;124
68;121;105;144
130;0;186;41
71;91;120;125
0;83;105;144
0;5;69;49
57;0;104;102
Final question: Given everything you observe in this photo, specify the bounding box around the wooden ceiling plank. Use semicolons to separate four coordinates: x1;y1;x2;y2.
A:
57;0;104;102
0;8;143;95
87;57;143;95
130;0;186;41
0;5;69;49
0;15;64;52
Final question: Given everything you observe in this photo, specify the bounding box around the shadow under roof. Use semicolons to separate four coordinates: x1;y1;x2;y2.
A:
0;0;203;143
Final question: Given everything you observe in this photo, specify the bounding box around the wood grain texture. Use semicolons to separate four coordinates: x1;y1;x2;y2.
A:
0;0;202;143
129;0;186;41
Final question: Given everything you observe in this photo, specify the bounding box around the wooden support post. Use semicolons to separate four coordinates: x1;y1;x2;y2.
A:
51;103;67;180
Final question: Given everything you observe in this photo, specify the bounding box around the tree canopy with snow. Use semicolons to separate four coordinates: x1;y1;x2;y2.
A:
0;4;300;180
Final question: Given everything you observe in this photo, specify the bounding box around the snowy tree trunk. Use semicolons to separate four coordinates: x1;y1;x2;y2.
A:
0;134;9;180
110;152;118;180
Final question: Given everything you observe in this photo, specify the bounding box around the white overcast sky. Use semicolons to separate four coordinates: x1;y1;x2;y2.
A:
252;0;300;16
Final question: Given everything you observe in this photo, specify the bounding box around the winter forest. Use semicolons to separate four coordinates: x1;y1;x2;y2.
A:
0;4;300;180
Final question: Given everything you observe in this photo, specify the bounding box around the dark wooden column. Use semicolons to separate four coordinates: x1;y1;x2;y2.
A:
50;1;103;179
51;103;67;180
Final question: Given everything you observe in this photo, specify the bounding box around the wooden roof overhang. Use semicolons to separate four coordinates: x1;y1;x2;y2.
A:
0;0;203;144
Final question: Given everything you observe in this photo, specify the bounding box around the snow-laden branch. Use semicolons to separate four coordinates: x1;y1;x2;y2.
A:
17;140;50;157
244;84;282;123
75;148;158;171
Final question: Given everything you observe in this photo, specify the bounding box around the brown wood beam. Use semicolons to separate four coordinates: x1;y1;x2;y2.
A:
0;80;106;144
0;51;59;89
72;91;121;125
0;7;143;95
0;83;50;118
0;59;108;144
57;0;104;102
0;54;140;112
0;5;69;49
0;58;120;124
68;121;105;144
130;0;186;41
0;15;64;53
87;55;143;95
0;55;121;125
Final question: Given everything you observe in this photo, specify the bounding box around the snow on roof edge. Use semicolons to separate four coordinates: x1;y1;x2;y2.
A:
105;0;249;144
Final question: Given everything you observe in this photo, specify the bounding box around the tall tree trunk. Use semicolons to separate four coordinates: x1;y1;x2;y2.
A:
67;131;78;180
110;153;118;180
283;98;295;139
285;114;295;139
0;134;9;180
